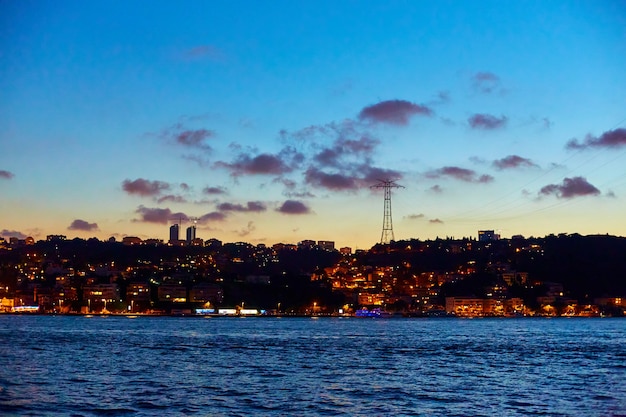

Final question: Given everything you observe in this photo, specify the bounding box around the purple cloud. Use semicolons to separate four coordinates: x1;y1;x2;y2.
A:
277;200;311;215
122;179;171;197
198;211;227;223
405;213;425;220
203;186;227;195
217;201;267;212
429;218;444;224
426;166;494;183
215;147;303;177
313;136;379;168
0;170;14;179
304;168;358;191
493;155;538;170
358;100;433;125
175;129;214;149
1;229;27;239
468;114;507;130
566;128;626;150
134;206;187;224
539;177;601;199
472;72;501;94
68;219;99;231
157;195;188;204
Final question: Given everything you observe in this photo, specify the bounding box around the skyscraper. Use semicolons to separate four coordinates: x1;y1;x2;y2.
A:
186;225;196;244
169;224;179;243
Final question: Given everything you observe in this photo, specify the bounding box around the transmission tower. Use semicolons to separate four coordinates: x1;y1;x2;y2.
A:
371;179;404;245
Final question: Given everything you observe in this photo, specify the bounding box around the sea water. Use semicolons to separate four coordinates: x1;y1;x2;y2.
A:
1;315;625;416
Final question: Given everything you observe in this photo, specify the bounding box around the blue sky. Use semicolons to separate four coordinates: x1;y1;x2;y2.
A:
1;0;625;249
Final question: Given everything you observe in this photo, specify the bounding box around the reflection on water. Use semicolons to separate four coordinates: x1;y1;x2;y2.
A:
1;316;625;416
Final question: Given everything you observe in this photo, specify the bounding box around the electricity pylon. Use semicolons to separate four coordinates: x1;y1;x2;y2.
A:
371;179;404;245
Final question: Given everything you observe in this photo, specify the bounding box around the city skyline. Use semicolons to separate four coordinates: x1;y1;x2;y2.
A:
1;0;626;249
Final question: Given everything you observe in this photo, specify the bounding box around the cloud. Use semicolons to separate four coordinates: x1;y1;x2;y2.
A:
429;218;444;224
277;200;311;215
157;195;188;204
175;129;214;149
203;186;227;195
566;128;626;150
217;201;267;212
122;178;171;197
1;229;27;239
425;166;494;183
539;176;601;199
198;211;227;223
358;100;433;125
304;168;359;191
493;155;538;170
183;45;223;61
236;221;256;237
471;71;502;94
215;147;303;177
68;219;99;231
405;213;425;220
428;185;443;193
133;206;187;224
314;136;379;168
0;170;14;179
468;113;507;130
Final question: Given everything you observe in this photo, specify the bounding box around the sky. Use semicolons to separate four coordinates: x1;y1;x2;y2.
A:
1;0;625;249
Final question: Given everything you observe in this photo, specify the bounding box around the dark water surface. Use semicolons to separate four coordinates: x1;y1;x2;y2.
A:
1;316;625;416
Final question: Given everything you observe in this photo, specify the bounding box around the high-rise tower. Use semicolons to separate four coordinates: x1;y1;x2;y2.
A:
371;179;404;245
169;224;179;243
186;225;196;244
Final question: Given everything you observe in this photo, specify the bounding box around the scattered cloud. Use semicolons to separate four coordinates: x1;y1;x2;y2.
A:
493;155;538;170
405;213;425;220
468;113;507;130
429;218;444;224
566;128;626;150
203;186;227;195
428;185;443;193
471;71;503;94
314;136;379;168
1;229;27;239
198;211;227;223
542;117;553;129
183;45;223;61
425;166;494;183
157;195;188;204
133;206;187;224
429;91;450;106
235;221;256;237
122;178;171;197
68;219;99;231
175;129;214;149
277;200;311;215
304;168;359;191
217;201;267;212
358;99;433;125
539;176;601;199
215;147;303;177
0;170;14;179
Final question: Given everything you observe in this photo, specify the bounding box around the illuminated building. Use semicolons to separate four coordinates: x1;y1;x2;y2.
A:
478;230;500;242
317;240;335;251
